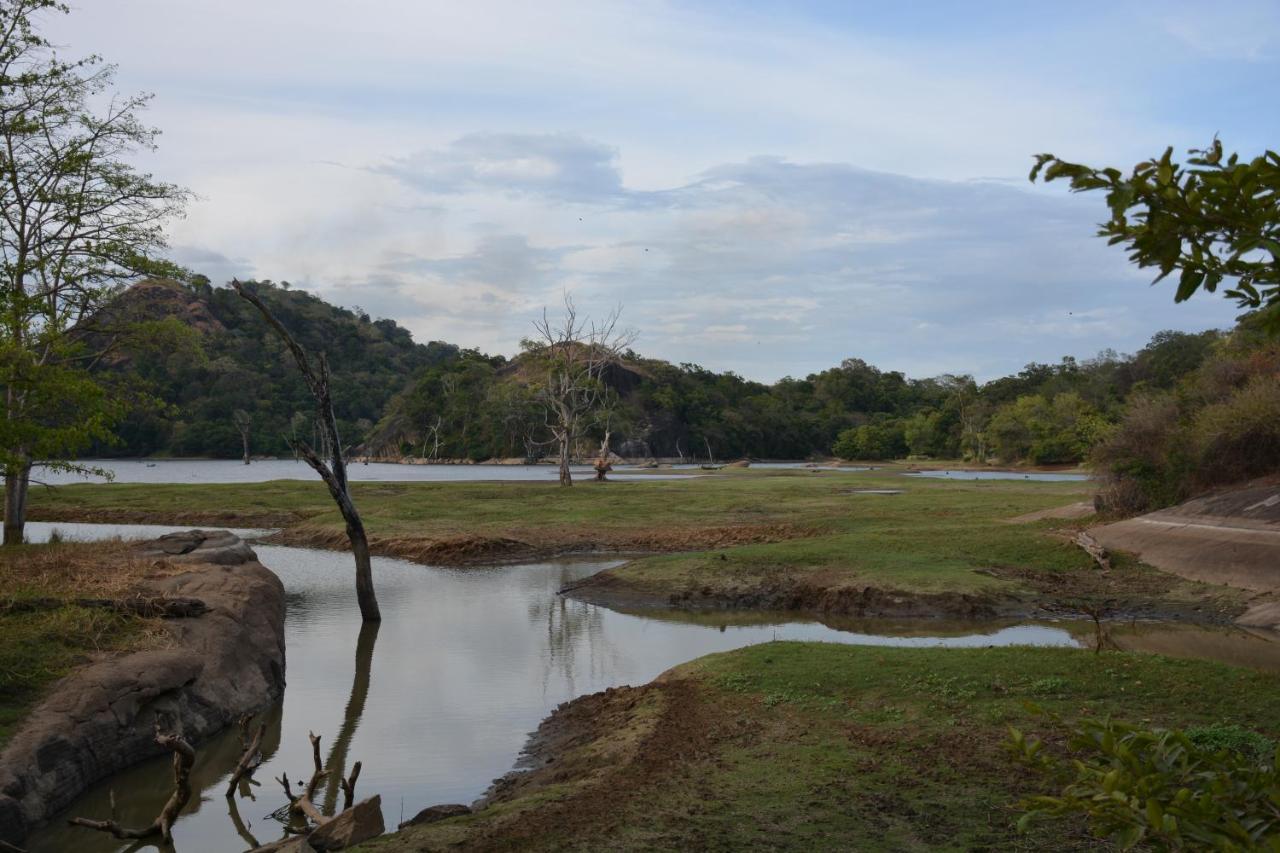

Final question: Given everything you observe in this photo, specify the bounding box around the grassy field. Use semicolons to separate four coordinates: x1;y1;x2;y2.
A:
0;542;169;747
29;467;1245;619
365;641;1280;852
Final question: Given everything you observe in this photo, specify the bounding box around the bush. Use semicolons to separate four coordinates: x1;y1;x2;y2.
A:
1011;716;1280;850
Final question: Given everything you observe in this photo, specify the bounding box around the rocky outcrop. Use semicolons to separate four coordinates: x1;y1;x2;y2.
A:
0;531;286;846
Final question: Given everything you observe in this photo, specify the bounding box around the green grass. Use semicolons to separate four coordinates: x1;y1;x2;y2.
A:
371;642;1280;852
28;468;1237;614
0;542;164;748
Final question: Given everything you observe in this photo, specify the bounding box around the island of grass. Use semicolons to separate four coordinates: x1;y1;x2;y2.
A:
360;641;1280;851
30;466;1248;623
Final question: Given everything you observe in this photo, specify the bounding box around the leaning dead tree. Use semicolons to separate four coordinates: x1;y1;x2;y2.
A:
526;296;635;487
68;723;194;844
232;280;380;621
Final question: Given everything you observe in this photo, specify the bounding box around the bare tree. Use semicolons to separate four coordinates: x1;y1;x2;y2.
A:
526;296;635;487
232;280;380;622
233;409;252;465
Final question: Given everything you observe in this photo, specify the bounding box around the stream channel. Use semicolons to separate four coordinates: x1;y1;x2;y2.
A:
21;520;1280;852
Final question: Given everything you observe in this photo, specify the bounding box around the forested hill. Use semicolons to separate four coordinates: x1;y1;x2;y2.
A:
100;279;459;457
98;278;1263;474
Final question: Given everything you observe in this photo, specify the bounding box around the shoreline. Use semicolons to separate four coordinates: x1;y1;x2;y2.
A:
0;532;286;846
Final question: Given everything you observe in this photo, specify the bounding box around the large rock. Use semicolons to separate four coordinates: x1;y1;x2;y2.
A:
400;802;472;828
307;795;385;850
0;531;286;846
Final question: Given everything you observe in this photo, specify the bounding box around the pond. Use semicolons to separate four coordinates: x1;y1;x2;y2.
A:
20;521;1278;851
905;469;1090;482
36;459;697;485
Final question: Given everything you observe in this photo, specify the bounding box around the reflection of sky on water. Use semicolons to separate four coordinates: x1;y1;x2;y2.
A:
905;469;1089;481
26;522;1085;852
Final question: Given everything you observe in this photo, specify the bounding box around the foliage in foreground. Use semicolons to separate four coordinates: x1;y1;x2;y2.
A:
1013;714;1280;851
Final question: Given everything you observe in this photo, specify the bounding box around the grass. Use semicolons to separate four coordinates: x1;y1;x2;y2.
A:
368;642;1280;852
27;467;1240;616
0;541;170;748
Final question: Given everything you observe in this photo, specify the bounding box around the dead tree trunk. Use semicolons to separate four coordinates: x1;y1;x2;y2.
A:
69;725;195;844
233;281;380;622
594;429;612;481
234;410;252;465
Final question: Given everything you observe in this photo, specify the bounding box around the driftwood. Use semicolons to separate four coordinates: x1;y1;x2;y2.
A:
0;839;28;853
339;761;362;812
1;595;209;617
1073;531;1112;572
226;713;267;797
277;731;330;826
68;724;195;843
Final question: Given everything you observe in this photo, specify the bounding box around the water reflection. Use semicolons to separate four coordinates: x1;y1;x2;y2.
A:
20;523;1280;852
905;469;1089;482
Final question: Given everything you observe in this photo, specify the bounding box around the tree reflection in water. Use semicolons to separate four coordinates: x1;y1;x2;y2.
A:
527;563;617;698
322;621;380;815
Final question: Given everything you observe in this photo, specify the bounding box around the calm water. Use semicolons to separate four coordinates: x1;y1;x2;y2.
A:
23;520;1084;853
38;459;696;485
906;469;1090;482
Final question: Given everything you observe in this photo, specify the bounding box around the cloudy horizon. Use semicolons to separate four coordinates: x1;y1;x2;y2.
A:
47;0;1279;381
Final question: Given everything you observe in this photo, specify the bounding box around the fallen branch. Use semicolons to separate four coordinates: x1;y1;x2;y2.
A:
225;713;266;797
340;761;362;811
1;595;209;618
276;731;331;826
1073;531;1112;572
0;839;29;853
68;724;195;843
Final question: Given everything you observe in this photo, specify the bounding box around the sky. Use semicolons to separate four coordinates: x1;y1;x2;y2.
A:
45;0;1280;382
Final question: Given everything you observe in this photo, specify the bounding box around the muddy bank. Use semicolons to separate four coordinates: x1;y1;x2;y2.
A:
561;565;1244;626
0;531;286;846
264;522;812;567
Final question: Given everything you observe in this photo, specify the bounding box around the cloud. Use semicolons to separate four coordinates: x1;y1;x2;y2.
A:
376;134;625;204
168;245;256;284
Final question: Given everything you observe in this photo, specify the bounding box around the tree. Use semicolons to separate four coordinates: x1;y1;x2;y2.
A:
232;280;380;622
0;1;188;544
525;296;635;487
1031;140;1280;333
232;409;252;464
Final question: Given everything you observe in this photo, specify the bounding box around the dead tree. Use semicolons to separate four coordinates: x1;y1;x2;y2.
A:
226;713;267;797
69;723;195;844
275;731;363;829
233;409;253;464
527;296;635;487
233;280;380;622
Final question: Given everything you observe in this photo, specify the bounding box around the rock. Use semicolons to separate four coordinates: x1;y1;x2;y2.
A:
399;803;472;828
308;795;385;850
250;836;318;852
135;529;258;566
0;532;286;847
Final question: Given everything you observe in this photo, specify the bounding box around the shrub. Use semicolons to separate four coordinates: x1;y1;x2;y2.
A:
1011;716;1280;850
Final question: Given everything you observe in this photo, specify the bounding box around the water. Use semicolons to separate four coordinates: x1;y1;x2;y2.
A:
36;458;696;485
905;469;1090;482
23;521;1082;853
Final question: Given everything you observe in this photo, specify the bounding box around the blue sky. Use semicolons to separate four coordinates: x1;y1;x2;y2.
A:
48;0;1280;380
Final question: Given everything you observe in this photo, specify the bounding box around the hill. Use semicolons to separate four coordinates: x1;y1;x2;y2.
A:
97;279;458;458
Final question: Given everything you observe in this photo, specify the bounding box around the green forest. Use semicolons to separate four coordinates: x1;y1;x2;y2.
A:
97;278;1279;514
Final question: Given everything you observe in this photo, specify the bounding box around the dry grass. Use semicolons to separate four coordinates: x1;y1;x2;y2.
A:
0;539;184;600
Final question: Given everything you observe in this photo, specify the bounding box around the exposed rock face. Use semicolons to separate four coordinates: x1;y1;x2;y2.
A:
0;531;286;846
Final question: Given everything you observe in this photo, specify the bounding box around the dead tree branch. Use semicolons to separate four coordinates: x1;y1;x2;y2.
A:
225;713;266;797
1074;531;1112;572
275;731;332;827
340;761;362;812
68;723;195;843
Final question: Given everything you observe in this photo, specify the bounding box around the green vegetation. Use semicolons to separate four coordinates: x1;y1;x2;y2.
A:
1091;318;1280;513
1032;140;1280;333
1013;715;1280;850
0;541;166;747
28;469;1243;618
367;642;1280;852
